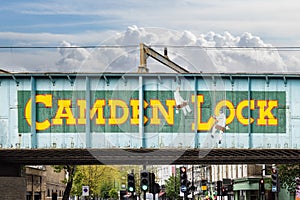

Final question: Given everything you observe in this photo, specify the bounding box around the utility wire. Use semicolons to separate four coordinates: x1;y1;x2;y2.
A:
0;45;300;51
0;45;138;49
154;45;300;51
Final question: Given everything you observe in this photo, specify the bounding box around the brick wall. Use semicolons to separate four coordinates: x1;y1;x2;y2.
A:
0;177;26;200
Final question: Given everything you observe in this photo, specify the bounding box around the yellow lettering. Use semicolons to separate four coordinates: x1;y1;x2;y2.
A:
23;91;281;132
52;100;76;125
108;100;129;125
77;100;86;125
191;94;214;131
215;100;235;124
77;100;106;125
236;100;255;125
90;100;106;125
150;100;175;125
257;100;278;125
130;100;149;125
25;94;52;131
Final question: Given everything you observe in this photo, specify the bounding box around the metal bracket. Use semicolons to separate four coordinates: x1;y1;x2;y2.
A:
11;75;19;86
103;75;109;86
157;75;163;84
138;43;189;73
283;76;287;87
265;75;269;87
176;75;181;85
67;75;74;86
212;76;216;86
229;75;234;87
48;75;55;86
121;76;127;86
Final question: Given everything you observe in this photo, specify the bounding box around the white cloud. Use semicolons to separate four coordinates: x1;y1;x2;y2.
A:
0;50;59;72
56;41;91;70
56;26;291;73
1;26;299;73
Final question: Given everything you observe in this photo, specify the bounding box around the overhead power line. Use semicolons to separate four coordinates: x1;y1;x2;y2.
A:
0;45;300;51
0;45;138;49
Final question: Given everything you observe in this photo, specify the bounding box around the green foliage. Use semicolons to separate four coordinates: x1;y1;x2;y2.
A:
109;188;118;199
62;165;155;198
99;180;113;198
52;165;76;200
70;165;121;198
278;164;300;193
52;165;65;173
164;169;180;200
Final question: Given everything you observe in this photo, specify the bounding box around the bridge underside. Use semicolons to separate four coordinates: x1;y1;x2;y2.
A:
0;148;300;165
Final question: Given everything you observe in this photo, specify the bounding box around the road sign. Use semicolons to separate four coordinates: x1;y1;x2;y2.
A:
181;185;187;192
82;186;89;196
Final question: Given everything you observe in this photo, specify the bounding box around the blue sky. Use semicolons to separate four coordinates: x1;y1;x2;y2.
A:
1;0;300;46
1;0;300;72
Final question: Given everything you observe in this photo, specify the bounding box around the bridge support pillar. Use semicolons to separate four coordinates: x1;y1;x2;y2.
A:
0;163;26;199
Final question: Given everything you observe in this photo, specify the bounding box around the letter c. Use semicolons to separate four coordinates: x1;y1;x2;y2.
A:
25;94;52;131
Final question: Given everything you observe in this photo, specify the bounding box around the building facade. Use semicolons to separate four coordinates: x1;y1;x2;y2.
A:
25;165;66;200
185;164;295;200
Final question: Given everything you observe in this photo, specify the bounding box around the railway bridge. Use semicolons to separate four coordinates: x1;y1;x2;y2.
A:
0;71;300;198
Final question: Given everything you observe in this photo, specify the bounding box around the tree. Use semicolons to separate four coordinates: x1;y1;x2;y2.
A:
100;180;113;198
71;165;121;198
109;188;119;199
278;164;300;193
164;170;180;200
53;165;76;200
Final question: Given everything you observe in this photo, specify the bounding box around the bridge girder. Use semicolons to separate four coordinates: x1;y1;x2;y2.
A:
0;148;299;165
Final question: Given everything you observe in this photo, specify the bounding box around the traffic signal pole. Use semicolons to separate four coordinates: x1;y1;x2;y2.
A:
184;191;187;200
260;168;265;200
271;165;279;200
192;166;194;200
143;190;146;200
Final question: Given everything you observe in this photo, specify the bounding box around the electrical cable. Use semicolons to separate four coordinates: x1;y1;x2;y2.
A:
0;45;300;51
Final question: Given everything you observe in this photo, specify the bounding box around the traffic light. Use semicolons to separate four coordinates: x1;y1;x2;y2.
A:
201;180;207;195
180;167;187;192
259;178;265;195
127;173;135;192
221;186;228;196
228;179;234;192
271;166;279;192
140;170;149;191
217;180;222;196
149;172;155;194
186;180;191;195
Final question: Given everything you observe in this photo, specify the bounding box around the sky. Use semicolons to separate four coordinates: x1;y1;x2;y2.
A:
1;0;300;73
